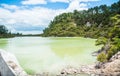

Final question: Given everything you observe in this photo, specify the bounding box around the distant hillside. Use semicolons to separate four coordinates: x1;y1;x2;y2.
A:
43;0;120;38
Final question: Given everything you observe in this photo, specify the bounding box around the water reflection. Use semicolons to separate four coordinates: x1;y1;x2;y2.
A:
49;37;96;57
0;38;8;49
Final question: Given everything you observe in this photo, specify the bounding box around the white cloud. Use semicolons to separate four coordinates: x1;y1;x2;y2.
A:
50;0;70;3
78;0;100;2
11;7;63;26
21;0;99;5
0;5;64;34
49;0;99;11
22;0;47;5
7;19;16;24
67;0;88;11
1;4;19;10
49;0;99;3
18;31;43;35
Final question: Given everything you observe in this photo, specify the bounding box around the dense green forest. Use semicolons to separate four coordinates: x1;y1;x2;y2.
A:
0;25;22;38
43;1;120;62
43;0;120;38
96;14;120;62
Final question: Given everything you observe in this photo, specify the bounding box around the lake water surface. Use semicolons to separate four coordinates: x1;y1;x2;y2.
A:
0;37;100;75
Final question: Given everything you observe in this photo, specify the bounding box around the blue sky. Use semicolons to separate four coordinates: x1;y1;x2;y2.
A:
0;0;119;34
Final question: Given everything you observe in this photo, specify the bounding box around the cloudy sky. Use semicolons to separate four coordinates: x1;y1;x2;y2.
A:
0;0;119;34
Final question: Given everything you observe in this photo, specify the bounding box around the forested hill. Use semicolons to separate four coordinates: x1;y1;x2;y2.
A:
43;0;120;38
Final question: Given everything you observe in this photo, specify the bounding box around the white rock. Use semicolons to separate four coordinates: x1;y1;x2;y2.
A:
0;49;28;76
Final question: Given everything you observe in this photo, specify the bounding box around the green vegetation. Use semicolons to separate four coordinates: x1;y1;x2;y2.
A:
96;14;120;62
0;25;22;38
43;0;120;38
0;25;14;38
97;52;107;62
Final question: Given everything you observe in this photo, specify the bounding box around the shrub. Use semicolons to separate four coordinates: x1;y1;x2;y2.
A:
107;50;114;60
95;37;107;46
107;45;118;60
97;52;107;62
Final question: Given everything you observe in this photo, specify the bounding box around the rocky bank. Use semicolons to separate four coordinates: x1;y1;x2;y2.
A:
0;49;27;76
59;52;120;76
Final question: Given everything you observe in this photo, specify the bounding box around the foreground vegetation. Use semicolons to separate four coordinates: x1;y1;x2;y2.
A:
97;14;120;62
43;1;120;62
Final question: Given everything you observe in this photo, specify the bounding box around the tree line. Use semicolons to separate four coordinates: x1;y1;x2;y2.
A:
0;25;22;38
43;0;120;38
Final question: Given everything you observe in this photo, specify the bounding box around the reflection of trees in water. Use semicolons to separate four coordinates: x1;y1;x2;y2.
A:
49;39;85;57
51;46;83;57
0;39;8;49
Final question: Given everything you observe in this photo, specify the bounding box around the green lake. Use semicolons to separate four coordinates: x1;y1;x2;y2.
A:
0;37;100;75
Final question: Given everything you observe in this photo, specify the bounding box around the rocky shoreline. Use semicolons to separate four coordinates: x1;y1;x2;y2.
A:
58;52;120;76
